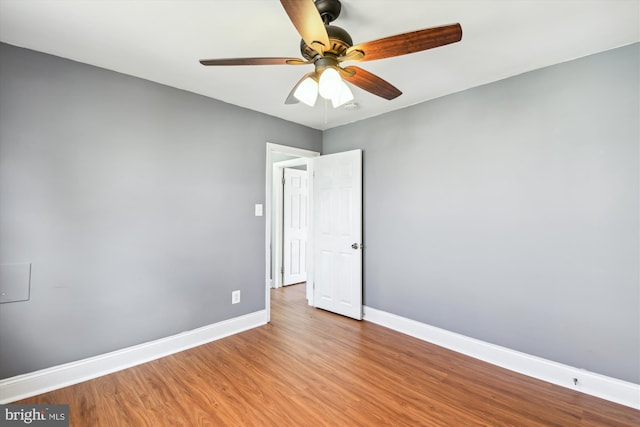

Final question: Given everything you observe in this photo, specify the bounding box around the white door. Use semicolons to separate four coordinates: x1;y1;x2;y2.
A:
313;149;362;320
283;168;308;285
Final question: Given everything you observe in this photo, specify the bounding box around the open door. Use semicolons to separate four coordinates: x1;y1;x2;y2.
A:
312;149;362;320
283;168;308;285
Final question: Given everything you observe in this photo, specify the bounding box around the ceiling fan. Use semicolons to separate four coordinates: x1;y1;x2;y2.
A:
199;0;462;108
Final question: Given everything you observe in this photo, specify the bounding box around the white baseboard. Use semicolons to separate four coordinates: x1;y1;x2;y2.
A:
0;310;267;404
363;306;640;410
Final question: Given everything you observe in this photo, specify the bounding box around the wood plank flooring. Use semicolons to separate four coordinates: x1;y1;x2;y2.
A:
17;284;640;426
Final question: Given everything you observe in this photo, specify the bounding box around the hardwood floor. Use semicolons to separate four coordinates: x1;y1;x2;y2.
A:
17;284;640;426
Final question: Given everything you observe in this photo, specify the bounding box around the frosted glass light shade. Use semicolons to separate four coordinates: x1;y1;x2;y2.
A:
293;77;319;107
331;81;354;108
318;68;342;100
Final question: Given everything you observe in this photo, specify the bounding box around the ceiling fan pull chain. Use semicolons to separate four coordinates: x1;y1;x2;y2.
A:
324;98;328;124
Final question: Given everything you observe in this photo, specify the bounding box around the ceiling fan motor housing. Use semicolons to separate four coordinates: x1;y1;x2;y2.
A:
300;25;353;60
300;0;351;60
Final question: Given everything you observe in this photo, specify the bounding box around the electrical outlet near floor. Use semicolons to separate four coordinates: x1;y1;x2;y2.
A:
232;290;241;304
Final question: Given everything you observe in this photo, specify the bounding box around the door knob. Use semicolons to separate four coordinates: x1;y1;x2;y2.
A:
351;243;360;250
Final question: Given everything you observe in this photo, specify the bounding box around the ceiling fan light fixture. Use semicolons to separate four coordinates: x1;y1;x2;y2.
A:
293;76;319;106
331;80;354;108
318;67;342;100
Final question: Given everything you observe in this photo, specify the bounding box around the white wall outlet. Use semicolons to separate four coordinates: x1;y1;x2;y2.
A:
232;290;241;304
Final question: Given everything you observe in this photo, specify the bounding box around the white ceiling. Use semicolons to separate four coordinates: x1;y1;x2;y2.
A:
1;0;638;130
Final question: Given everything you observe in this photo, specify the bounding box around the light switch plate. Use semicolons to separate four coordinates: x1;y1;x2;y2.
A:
255;203;263;216
0;263;32;303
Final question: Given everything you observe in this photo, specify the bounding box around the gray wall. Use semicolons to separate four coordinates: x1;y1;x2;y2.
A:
324;44;639;384
2;40;638;386
0;43;321;379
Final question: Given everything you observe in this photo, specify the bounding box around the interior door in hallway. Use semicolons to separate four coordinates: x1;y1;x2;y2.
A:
313;149;362;320
283;168;308;285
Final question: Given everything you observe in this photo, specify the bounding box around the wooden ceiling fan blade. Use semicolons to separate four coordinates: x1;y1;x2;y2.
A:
199;57;307;66
280;0;330;54
341;66;402;100
345;23;462;62
285;72;318;104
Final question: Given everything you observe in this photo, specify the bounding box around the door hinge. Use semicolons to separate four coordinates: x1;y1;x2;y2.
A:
282;176;285;185
281;266;284;274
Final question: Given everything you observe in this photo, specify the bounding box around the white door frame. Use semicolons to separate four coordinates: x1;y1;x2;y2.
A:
265;143;319;322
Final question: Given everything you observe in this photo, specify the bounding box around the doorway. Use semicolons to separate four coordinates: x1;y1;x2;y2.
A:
265;143;319;322
265;143;363;322
271;158;310;289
